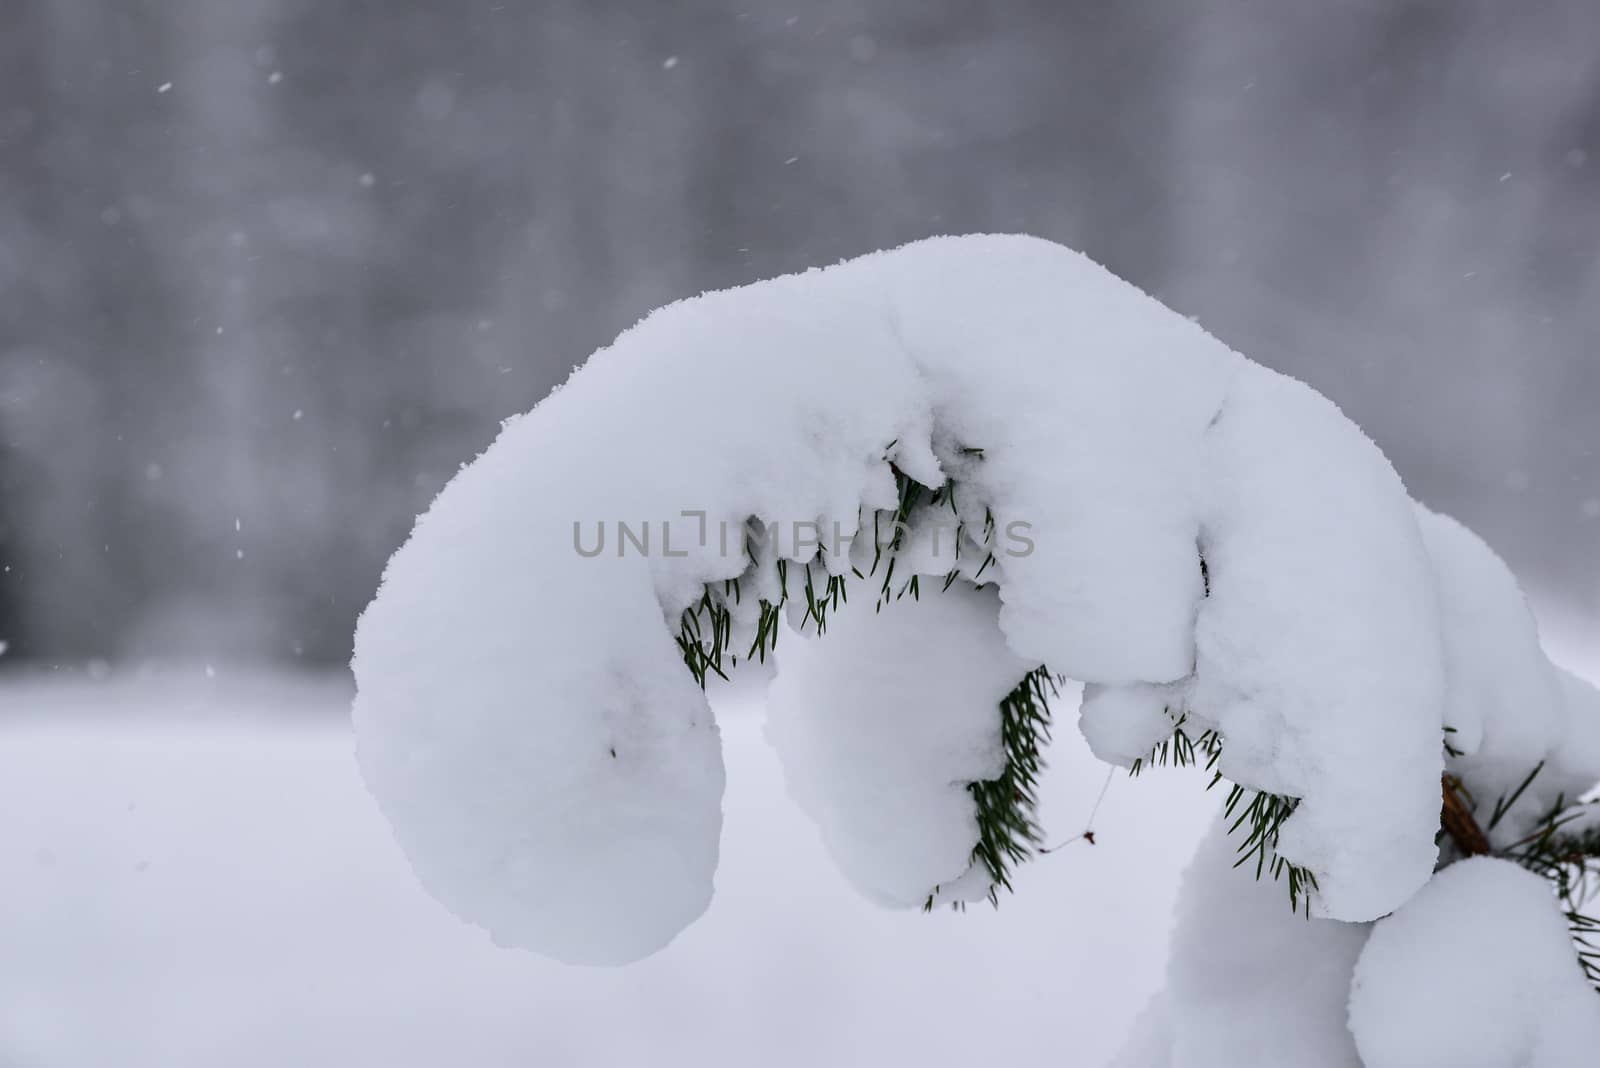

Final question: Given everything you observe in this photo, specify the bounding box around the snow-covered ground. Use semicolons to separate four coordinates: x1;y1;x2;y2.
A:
0;671;1211;1067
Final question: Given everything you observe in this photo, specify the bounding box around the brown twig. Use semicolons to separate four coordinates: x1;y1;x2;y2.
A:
1442;773;1492;856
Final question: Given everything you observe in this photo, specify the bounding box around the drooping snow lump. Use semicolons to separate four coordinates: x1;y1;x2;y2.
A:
1349;858;1600;1067
352;233;1464;964
765;582;1034;908
1109;514;1600;1065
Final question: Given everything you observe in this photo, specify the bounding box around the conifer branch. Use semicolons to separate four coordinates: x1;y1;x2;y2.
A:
1441;761;1600;994
960;664;1056;905
1440;773;1491;857
673;449;1056;911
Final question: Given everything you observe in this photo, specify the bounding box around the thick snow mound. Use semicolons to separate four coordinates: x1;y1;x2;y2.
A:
1349;857;1600;1068
1188;367;1444;920
1078;681;1184;768
1554;668;1600;799
765;582;1033;907
1417;507;1600;844
353;234;1450;963
1418;509;1576;835
351;477;725;965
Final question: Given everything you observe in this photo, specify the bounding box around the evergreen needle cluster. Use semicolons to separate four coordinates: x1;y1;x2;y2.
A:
673;450;1054;907
1132;712;1318;914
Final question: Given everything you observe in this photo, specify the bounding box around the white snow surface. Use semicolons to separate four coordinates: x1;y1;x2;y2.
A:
1113;819;1370;1068
1108;995;1176;1068
0;673;1211;1068
1554;667;1600;801
354;233;1459;962
1349;857;1600;1068
765;582;1032;907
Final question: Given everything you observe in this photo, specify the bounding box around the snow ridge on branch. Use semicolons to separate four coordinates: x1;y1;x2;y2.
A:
351;235;1592;986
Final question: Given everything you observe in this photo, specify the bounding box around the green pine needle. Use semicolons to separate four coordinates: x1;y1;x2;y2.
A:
1133;714;1317;916
961;664;1056;906
1497;790;1600;993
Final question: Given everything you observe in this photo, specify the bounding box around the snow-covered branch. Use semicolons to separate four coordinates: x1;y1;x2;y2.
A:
351;236;1599;1027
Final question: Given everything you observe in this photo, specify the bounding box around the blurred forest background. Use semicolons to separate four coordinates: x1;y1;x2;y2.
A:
1;0;1595;668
